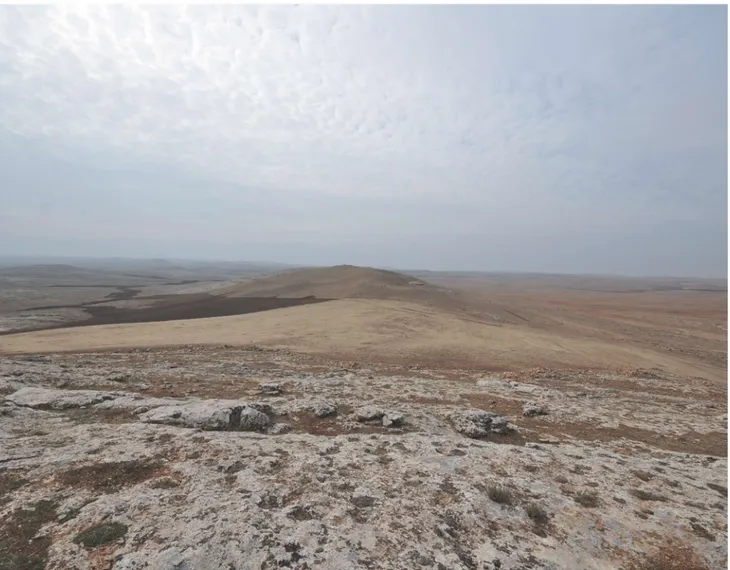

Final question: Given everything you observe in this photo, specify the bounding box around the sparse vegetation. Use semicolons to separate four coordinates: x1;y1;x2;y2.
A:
631;469;653;482
0;499;57;570
150;476;182;489
524;503;549;525
630;489;668;502
574;492;600;508
73;521;128;549
56;459;161;493
623;541;711;570
0;472;28;504
486;485;513;505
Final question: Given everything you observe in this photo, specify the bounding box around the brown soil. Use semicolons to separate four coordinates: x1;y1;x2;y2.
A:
1;294;329;336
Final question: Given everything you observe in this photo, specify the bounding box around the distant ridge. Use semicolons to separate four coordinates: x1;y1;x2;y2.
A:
217;264;500;314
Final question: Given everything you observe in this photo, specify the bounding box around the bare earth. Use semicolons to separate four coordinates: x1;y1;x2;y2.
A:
0;264;726;570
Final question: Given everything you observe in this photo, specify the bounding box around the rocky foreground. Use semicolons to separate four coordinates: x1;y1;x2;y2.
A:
0;347;726;570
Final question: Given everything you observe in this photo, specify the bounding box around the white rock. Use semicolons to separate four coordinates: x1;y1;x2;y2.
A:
139;400;266;431
4;387;121;410
353;406;385;422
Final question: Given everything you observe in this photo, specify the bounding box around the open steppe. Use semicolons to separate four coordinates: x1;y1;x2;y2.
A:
0;262;726;570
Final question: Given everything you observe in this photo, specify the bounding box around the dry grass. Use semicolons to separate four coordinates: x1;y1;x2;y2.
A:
1;297;720;378
524;503;549;525
0;499;57;570
623;541;711;570
73;522;128;549
574;492;601;508
629;489;669;502
486;485;514;505
56;459;162;493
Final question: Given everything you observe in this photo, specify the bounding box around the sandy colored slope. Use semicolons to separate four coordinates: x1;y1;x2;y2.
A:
220;265;428;298
0;298;722;381
218;265;518;323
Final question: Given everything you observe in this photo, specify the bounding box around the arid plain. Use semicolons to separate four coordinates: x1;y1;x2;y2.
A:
0;261;726;570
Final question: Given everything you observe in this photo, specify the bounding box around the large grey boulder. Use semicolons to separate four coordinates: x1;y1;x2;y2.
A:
139;400;269;431
451;409;512;438
238;406;270;431
4;387;121;410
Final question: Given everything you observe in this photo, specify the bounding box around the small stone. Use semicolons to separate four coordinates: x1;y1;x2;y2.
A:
259;383;281;396
382;412;404;428
353;406;386;422
522;402;548;417
269;423;291;435
351;487;377;508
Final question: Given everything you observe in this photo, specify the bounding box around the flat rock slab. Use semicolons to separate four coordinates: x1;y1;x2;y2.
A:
139;400;269;431
4;387;124;410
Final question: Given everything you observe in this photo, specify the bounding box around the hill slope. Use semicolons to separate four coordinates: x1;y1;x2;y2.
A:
1;298;723;380
221;265;434;298
219;264;505;320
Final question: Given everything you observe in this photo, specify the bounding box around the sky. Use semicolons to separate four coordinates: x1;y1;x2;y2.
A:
0;5;727;277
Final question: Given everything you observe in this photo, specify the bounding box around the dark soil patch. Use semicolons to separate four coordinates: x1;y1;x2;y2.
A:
0;499;57;570
0;471;28;504
74;521;128;549
1;294;330;335
528;418;727;457
56;459;162;493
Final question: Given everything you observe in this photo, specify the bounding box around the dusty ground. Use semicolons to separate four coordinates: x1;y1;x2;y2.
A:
0;264;726;569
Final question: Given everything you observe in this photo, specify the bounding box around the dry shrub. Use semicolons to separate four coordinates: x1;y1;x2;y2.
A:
486;485;513;505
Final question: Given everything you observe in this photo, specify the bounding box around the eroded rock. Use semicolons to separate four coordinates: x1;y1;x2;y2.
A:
451;409;512;438
139;400;268;431
523;402;549;417
4;387;121;410
259;383;282;396
353;406;404;427
298;400;337;418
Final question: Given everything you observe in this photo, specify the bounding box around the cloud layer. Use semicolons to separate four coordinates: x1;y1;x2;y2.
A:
0;5;726;276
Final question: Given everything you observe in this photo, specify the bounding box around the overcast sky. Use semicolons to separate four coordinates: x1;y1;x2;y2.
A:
0;5;726;277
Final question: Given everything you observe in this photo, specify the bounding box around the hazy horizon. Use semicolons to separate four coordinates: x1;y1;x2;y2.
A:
1;6;727;278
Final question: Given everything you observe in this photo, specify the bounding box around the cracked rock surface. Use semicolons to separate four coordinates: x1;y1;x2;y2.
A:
0;347;726;570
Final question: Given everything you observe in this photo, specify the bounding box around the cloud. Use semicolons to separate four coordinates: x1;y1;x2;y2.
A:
0;5;726;276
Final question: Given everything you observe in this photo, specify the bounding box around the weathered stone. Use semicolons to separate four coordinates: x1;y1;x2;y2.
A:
351;487;377;508
140;401;241;431
4;387;120;410
269;423;291;435
299;400;337;418
353;406;385;422
523;402;549;417
382;412;404;428
451;409;512;438
259;383;281;395
238;406;270;431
